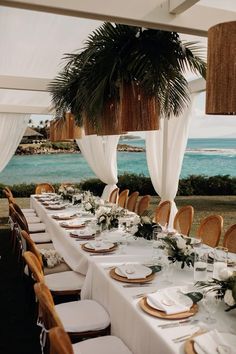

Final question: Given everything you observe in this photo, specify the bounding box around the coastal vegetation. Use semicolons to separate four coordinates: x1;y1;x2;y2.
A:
0;174;235;198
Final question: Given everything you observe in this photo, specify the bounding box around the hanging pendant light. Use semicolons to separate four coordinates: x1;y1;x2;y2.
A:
206;21;236;115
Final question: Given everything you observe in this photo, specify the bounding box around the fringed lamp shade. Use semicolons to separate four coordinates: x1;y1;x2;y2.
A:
50;113;82;141
206;21;236;115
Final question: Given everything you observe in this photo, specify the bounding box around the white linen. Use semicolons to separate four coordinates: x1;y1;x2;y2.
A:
194;330;236;354
76;135;119;201
147;288;192;315
60;220;85;227
72;336;132;354
146;95;197;226
0;113;29;173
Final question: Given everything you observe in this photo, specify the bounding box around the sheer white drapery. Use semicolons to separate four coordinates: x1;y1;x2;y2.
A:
76;135;119;200
0;113;29;173
146;97;196;226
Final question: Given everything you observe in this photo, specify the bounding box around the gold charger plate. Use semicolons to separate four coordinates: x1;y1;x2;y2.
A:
184;331;206;354
81;243;117;253
52;215;76;220
60;223;85;229
46;205;66;210
139;297;198;320
109;267;155;283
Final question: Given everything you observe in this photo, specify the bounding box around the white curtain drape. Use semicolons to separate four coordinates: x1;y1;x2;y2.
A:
76;135;120;200
0;113;29;173
146;96;196;226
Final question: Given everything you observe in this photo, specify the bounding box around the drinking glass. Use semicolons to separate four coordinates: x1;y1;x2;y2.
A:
201;290;220;324
194;246;208;281
152;229;163;264
213;246;228;280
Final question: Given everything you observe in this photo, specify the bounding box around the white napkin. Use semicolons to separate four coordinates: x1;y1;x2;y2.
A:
147;289;191;315
53;212;75;218
116;264;149;279
71;227;94;236
61;220;84;227
86;241;113;251
194;330;236;354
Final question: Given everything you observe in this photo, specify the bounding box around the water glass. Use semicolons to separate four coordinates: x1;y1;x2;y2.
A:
194;246;208;281
201;290;220;324
152;229;163;264
213;246;228;280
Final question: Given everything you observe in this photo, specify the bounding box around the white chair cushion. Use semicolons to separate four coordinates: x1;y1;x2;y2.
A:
28;223;46;233
23;212;37;217
25;216;41;224
45;271;84;291
22;208;35;213
55;300;110;333
30;232;51;243
37;243;55;250
73;336;132;354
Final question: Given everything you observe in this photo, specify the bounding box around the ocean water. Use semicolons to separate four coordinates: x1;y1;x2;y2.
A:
0;138;235;185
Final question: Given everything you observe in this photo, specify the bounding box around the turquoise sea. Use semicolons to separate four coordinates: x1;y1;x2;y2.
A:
0;138;235;185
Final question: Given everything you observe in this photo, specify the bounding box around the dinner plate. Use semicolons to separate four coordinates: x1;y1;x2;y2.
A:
146;291;193;312
110;268;155;283
185;332;236;354
46;205;66;210
52;213;76;220
60;221;85;229
115;264;152;278
81;242;117;253
139;297;198;320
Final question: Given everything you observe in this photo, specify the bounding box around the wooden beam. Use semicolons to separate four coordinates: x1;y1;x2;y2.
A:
169;0;199;14
0;75;51;92
188;77;206;93
0;104;53;114
0;0;236;37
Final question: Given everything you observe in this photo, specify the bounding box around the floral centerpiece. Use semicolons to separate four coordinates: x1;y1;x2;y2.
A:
96;206;126;231
58;185;77;202
82;191;101;214
196;270;236;311
40;249;64;268
133;215;160;240
161;235;195;269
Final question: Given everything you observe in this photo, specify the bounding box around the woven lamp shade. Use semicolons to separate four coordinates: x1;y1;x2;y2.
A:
206;21;236;115
50;113;82;141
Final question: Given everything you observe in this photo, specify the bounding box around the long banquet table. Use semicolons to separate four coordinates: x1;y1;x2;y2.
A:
30;195;236;354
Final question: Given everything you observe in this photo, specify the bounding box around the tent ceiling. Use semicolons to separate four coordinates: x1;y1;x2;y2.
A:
0;1;235;114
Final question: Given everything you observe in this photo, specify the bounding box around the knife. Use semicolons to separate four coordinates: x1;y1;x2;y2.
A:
158;319;198;329
123;283;154;288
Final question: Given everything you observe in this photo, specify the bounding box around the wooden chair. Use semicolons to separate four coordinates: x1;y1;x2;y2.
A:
197;215;223;247
49;326;132;354
109;188;119;204
35;183;55;194
32;279;110;342
126;191;139;212
118;189;129;208
136;195;151;216
155;201;171;227
223;224;236;253
3;186;13;199
8;197;40;224
173;205;194;236
24;251;84;297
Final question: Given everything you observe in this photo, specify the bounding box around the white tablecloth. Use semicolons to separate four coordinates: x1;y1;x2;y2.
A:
30;195;236;354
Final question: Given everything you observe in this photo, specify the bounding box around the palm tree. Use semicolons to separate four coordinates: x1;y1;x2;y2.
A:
49;23;206;132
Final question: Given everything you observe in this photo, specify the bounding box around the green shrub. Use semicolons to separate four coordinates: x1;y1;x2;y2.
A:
80;179;106;196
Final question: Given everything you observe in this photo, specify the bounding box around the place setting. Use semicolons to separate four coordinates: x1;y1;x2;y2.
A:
51;211;78;220
69;227;95;240
81;239;118;254
109;262;156;284
59;219;86;229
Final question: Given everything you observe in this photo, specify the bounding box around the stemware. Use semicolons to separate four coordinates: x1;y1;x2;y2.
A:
201;290;220;325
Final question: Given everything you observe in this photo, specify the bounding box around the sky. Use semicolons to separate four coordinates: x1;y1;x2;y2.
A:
31;92;236;139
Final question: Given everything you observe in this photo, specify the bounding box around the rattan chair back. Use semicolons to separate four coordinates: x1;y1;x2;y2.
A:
3;186;13;199
49;327;74;354
109;188;119;204
197;215;223;247
155;201;171;227
126;191;139;212
118;189;129;208
137;195;151;216
9;203;29;234
173;205;194;236
35;183;55;194
23;251;44;283
223;224;236;253
21;230;43;266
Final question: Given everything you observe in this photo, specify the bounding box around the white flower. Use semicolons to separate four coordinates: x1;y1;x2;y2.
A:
84;202;92;211
130;225;138;234
133;215;140;225
219;268;233;281
184;245;193;256
224;289;236;307
142;216;151;224
176;237;186;250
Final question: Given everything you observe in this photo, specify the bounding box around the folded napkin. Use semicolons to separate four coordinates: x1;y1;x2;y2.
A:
61;220;84;227
116;264;149;279
147;289;191;315
86;241;113;251
70;228;94;237
194;330;236;354
52;212;74;218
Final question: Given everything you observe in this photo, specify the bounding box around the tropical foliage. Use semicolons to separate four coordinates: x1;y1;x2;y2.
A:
49;23;206;124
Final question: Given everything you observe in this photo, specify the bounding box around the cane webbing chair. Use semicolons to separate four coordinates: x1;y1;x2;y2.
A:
136;195;151;216
197;215;223;247
35;183;55;194
126;192;139;212
223;224;236;253
109;188;119;204
118;189;129;209
173;205;194;236
155;201;171;227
